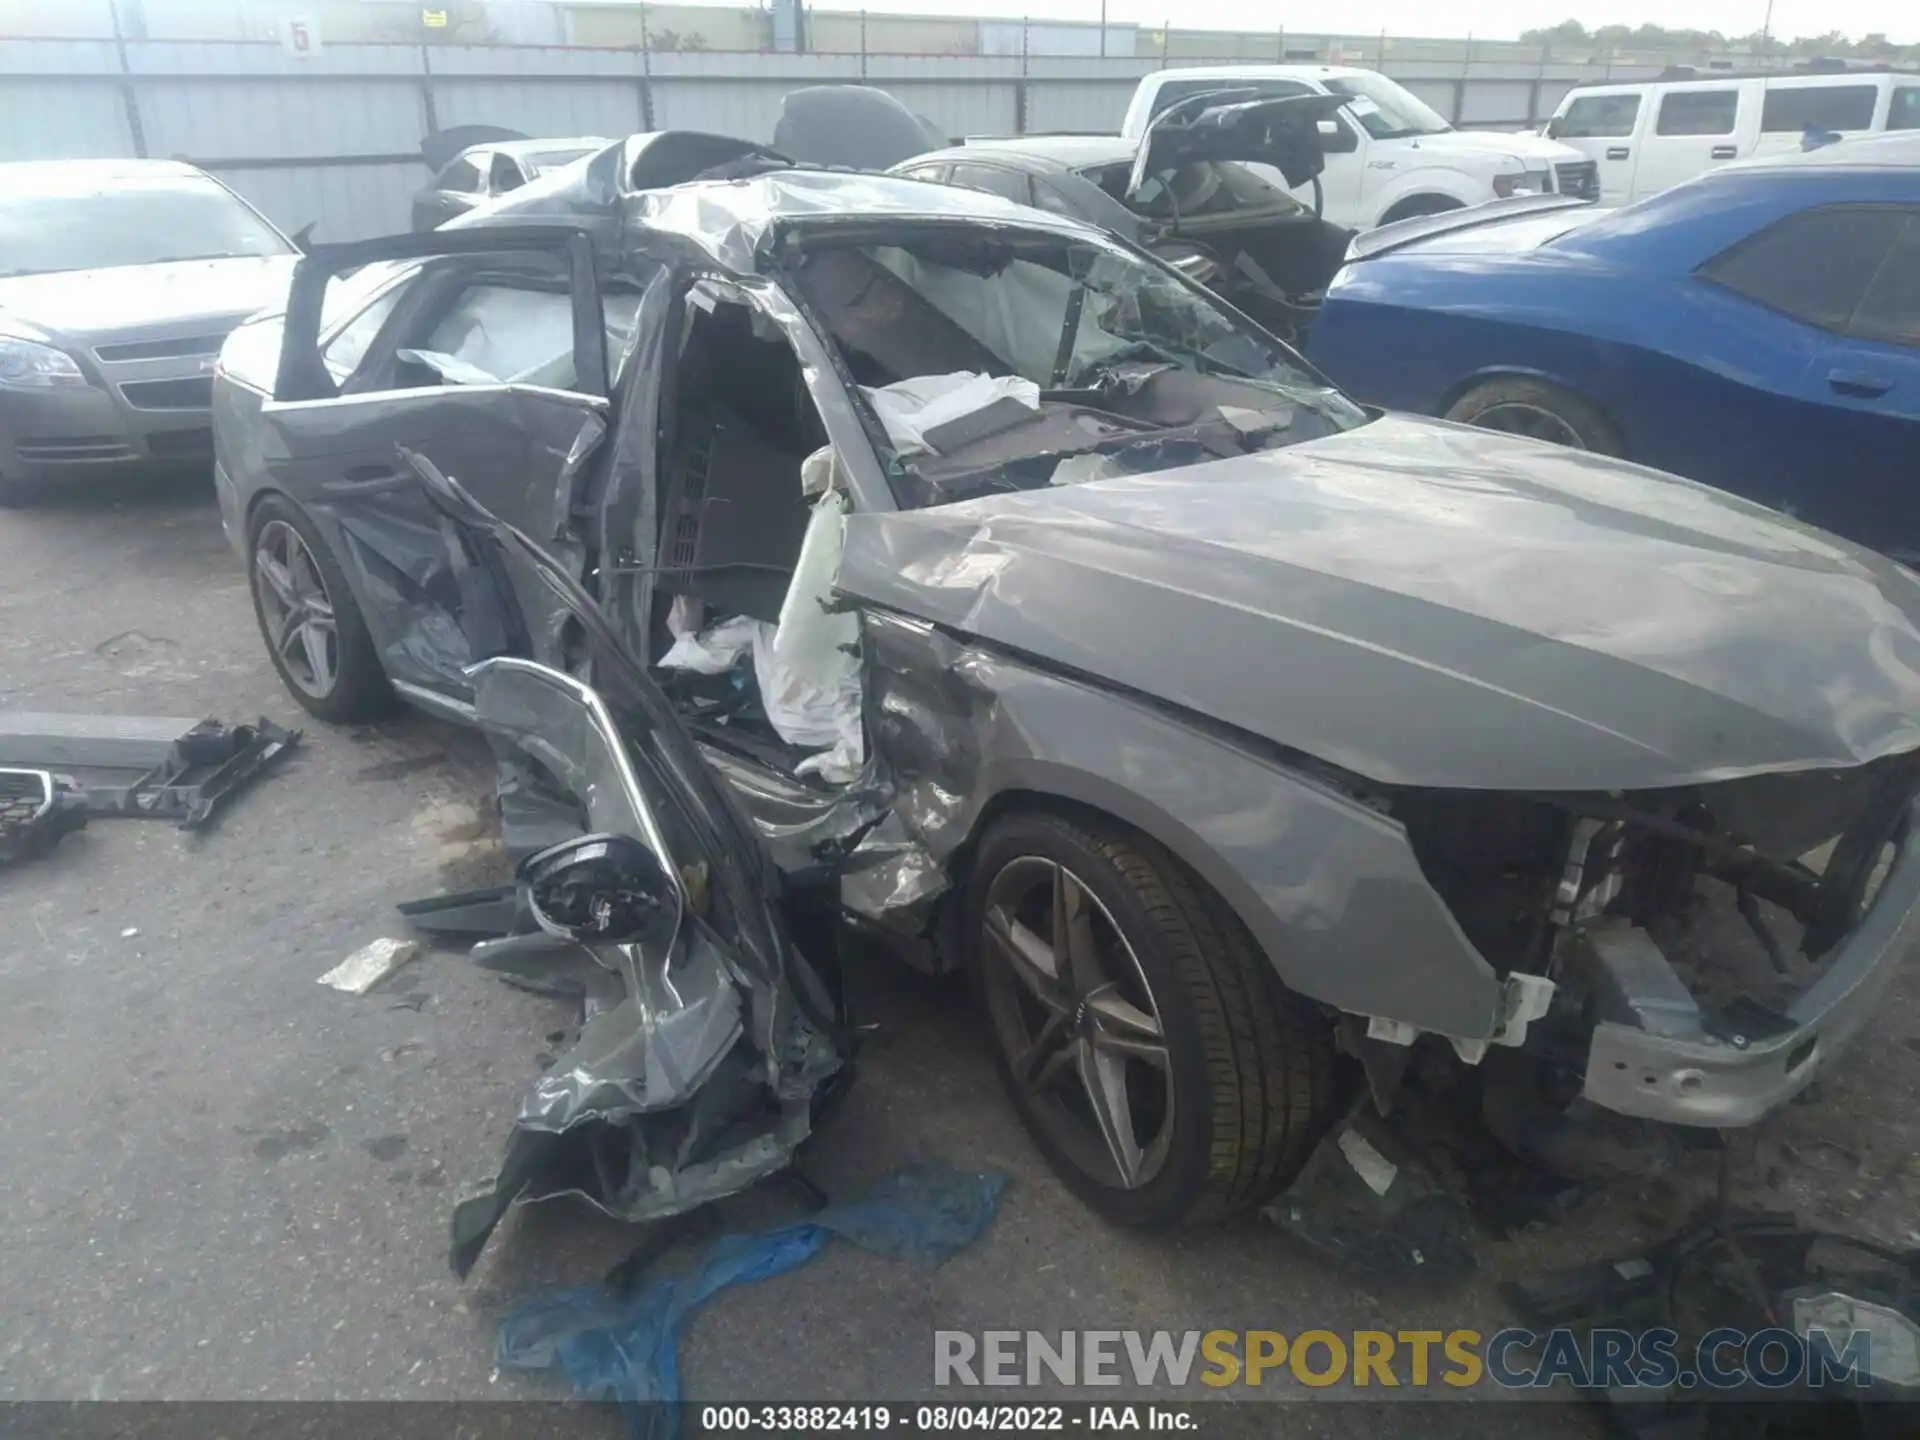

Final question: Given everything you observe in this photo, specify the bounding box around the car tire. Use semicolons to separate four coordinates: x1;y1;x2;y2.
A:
966;808;1335;1228
246;493;396;724
1444;376;1623;455
1377;194;1465;225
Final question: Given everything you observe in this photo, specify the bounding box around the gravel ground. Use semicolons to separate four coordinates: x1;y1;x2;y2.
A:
3;475;1918;1434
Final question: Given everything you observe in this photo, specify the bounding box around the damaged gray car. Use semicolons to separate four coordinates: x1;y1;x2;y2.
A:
212;132;1920;1244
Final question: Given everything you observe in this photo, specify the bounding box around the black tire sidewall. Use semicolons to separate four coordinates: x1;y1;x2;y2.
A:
245;494;391;723
1446;378;1621;455
965;812;1218;1228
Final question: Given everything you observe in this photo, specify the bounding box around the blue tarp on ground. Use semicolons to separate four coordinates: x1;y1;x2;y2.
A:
497;1161;1010;1440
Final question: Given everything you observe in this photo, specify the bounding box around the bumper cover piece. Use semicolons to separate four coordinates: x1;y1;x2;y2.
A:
0;767;88;866
0;713;300;829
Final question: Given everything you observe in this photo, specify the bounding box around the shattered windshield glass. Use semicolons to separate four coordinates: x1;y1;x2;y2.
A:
790;229;1364;505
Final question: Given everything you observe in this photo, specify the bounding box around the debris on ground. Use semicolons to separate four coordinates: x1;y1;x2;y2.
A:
0;766;88;868
1503;1209;1920;1436
318;936;421;994
0;712;300;829
495;1161;1008;1440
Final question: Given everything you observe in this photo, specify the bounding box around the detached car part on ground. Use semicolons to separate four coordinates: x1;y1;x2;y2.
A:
211;131;1920;1239
1307;132;1919;561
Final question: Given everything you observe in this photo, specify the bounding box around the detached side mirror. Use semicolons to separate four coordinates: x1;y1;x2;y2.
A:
521;832;679;946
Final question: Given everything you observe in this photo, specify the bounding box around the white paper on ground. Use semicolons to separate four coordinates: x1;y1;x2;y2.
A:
318;937;421;995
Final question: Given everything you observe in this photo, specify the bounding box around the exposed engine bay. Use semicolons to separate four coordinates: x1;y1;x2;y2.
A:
1385;755;1920;1123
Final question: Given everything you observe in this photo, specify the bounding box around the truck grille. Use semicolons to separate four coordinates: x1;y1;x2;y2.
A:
1555;161;1600;201
119;377;215;411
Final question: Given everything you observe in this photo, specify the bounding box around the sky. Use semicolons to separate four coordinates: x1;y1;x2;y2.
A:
648;0;1914;45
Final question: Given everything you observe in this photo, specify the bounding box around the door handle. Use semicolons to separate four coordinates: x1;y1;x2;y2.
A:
1709;145;1738;159
1606;146;1630;160
1827;368;1892;398
320;464;409;497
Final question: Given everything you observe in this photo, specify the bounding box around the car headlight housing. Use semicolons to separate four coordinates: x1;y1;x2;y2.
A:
0;338;88;390
1494;170;1553;198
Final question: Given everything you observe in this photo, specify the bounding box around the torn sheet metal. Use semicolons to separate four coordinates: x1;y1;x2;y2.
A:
835;412;1920;793
630;169;1106;279
404;461;848;1276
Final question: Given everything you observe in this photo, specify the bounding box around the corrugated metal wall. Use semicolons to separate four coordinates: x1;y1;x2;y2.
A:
0;38;1672;241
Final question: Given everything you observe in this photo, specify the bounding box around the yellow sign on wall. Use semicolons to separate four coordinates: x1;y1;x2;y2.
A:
422;8;449;26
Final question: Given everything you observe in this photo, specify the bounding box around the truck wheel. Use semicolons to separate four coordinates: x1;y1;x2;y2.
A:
966;809;1335;1228
1444;376;1623;455
1377;194;1465;225
247;494;396;723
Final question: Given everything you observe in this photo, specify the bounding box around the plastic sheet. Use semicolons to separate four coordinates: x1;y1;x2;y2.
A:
497;1162;1008;1440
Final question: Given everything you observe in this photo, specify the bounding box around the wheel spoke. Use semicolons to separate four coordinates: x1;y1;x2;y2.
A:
299;618;334;690
273;611;306;660
1076;1040;1147;1188
984;904;1070;1014
1086;985;1169;1070
1052;865;1104;993
1017;1017;1079;1096
256;551;298;609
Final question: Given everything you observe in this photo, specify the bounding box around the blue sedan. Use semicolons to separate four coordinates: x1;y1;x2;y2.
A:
1307;133;1920;559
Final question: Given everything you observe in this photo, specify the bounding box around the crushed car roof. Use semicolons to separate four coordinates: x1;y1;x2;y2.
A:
917;137;1142;171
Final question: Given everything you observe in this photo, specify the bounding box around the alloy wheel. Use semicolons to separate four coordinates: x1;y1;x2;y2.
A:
1470;401;1587;448
253;519;339;699
979;855;1174;1191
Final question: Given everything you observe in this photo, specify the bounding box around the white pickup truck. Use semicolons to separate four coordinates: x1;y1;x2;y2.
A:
1121;65;1597;229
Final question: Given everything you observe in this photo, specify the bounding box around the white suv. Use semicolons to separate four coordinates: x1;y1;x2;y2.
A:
1122;65;1595;230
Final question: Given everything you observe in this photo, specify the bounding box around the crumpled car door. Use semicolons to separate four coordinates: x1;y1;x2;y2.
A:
1128;91;1351;199
403;453;847;1277
257;225;613;704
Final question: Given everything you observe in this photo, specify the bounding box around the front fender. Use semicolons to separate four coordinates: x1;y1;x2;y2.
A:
851;610;1505;1040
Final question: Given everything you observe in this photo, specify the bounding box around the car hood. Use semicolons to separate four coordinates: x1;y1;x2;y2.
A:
837;414;1920;791
1409;129;1584;167
1345;198;1600;262
0;255;299;342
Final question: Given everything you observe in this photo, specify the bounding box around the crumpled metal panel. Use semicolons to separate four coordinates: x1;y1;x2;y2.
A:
444;653;843;1274
629;169;1102;277
837;414;1920;793
842;611;1506;1041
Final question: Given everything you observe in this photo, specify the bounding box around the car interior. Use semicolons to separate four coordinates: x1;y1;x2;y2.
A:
647;282;855;787
1086;159;1353;341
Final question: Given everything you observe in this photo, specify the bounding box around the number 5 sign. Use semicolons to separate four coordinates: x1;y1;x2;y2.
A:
281;17;322;56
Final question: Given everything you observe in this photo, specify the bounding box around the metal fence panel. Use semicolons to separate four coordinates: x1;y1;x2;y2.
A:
0;80;133;160
430;77;644;136
1024;79;1140;134
137;78;425;161
214;160;423;241
1457;80;1537;127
